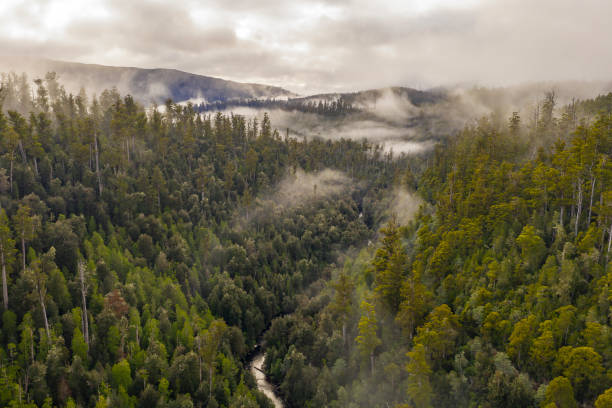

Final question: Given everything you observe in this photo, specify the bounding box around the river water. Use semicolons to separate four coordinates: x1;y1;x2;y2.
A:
250;352;284;408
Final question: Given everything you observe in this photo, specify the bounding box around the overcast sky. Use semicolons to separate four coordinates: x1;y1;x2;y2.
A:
1;0;611;94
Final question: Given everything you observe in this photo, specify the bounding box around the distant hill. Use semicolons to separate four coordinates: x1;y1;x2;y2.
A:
295;86;446;107
0;56;295;104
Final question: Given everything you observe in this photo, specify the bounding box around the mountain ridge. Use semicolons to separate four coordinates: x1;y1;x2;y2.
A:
0;56;296;104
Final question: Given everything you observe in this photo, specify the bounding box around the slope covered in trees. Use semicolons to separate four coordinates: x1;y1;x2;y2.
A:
262;95;612;408
0;72;611;408
0;72;409;407
0;58;295;106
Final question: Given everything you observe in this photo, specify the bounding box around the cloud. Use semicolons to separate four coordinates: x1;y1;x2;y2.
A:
272;169;352;207
232;168;353;230
388;188;423;225
1;0;611;94
219;106;435;156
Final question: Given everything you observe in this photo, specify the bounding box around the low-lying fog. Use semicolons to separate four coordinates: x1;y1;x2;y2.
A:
213;81;612;157
234;167;423;232
223;106;436;155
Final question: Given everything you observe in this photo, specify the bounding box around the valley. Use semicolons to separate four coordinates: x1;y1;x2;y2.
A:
0;68;610;407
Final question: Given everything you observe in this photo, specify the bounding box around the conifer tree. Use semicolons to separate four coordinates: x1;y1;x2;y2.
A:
356;298;381;375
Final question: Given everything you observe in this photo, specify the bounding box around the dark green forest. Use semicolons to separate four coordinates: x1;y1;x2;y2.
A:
0;72;611;408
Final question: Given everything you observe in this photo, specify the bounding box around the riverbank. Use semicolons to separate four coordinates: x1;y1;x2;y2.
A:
250;352;284;408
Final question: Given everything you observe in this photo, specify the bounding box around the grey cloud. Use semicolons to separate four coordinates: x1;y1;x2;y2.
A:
1;0;611;94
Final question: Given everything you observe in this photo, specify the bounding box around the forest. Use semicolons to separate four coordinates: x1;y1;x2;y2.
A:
195;96;358;117
0;70;611;408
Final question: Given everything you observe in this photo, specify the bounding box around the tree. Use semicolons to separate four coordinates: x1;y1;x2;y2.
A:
1;122;19;193
245;148;258;182
552;305;577;347
329;272;354;345
595;388;612;408
12;204;39;272
396;266;431;340
507;314;537;369
26;248;57;340
77;261;89;349
0;209;15;310
280;347;317;407
71;328;87;362
509;111;521;135
198;319;227;401
555;346;605;401
414;304;458;363
544;377;577;408
104;289;130;319
355;298;381;375
92;126;103;195
111;359;132;391
516;225;545;270
373;219;406;313
529;321;556;379
405;344;433;408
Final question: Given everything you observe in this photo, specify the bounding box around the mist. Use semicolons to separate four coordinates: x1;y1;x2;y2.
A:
271;168;352;208
219;79;612;157
232;168;354;232
388;188;423;226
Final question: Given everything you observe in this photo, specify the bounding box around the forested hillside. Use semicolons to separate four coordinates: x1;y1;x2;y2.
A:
262;93;612;408
0;58;294;105
0;72;410;407
0;72;611;408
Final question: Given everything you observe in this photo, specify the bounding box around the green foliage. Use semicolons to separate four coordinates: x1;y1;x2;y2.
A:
516;225;546;270
555;346;606;401
373;219;406;313
71;327;87;362
260;94;612;408
405;343;433;408
1;73;611;408
595;388;612;408
112;359;132;390
355;298;381;374
544;377;577;408
414;304;458;363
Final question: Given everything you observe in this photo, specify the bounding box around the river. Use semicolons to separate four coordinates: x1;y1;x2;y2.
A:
250;352;284;408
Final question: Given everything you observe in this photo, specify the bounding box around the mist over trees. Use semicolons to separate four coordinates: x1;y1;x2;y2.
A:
261;90;612;408
0;70;611;408
0;71;409;407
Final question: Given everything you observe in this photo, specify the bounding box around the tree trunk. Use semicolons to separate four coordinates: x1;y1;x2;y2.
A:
607;222;612;263
587;176;596;224
21;237;26;272
370;352;375;376
79;262;89;348
18;141;27;163
199;356;202;383
23;372;29;401
30;330;34;362
39;287;50;340
9;156;13;193
1;246;7;310
94;132;103;195
209;365;213;400
574;180;583;237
